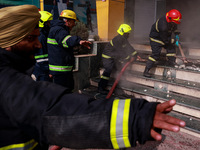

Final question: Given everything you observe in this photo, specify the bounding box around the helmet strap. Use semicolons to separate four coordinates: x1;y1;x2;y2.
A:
39;19;44;23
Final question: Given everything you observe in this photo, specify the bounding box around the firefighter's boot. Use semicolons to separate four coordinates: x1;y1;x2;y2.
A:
98;78;109;95
143;67;152;78
143;59;155;78
166;56;176;67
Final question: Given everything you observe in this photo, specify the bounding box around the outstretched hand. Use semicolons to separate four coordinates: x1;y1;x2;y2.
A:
79;40;92;49
151;99;186;141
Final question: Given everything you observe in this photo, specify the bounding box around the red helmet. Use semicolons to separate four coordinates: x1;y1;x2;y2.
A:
166;9;182;24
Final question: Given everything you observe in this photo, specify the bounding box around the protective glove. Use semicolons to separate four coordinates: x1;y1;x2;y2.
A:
175;40;179;47
175;35;179;41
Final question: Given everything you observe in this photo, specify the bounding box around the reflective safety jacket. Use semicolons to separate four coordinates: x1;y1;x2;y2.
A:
102;34;137;63
149;16;177;46
47;19;81;75
33;28;49;77
0;48;159;149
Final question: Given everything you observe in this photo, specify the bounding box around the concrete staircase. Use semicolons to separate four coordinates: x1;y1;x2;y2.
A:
84;42;200;138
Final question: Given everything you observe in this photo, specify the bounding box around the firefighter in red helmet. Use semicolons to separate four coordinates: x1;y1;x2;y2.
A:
166;9;182;24
143;9;182;78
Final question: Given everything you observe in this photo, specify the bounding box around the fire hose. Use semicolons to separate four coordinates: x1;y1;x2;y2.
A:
106;57;135;99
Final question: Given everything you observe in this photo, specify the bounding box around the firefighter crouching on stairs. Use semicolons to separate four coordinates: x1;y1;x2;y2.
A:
143;9;182;78
0;5;186;149
47;10;91;92
32;11;53;82
98;24;140;94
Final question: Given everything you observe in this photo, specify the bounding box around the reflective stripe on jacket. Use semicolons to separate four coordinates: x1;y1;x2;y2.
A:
149;16;177;45
47;20;81;75
110;99;131;149
34;29;49;66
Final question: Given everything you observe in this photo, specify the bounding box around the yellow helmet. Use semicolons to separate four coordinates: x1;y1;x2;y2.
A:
60;10;77;20
39;11;53;28
117;24;132;35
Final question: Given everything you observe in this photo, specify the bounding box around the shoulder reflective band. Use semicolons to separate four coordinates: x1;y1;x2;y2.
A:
102;54;111;59
131;51;137;56
148;56;156;62
110;99;131;149
110;40;114;46
156;19;160;32
35;54;48;59
166;53;176;56
49;64;73;72
100;75;110;80
47;38;58;45
150;37;165;45
0;139;38;150
62;35;72;48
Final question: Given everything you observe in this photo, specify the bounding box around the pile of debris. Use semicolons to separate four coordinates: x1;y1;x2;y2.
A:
175;58;200;72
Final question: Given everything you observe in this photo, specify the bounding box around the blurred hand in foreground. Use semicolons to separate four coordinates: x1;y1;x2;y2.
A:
151;99;186;140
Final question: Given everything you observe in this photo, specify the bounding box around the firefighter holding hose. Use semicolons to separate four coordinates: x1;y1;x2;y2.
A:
98;24;140;94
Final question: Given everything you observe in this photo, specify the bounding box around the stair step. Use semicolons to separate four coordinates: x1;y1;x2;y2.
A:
82;85;200;138
118;80;200;116
169;111;200;138
129;61;200;83
90;78;200;118
132;43;200;61
123;70;200;99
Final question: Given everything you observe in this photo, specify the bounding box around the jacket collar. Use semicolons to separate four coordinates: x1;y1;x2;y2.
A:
0;48;35;74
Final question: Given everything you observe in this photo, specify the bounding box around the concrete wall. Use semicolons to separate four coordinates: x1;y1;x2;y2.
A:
132;0;155;43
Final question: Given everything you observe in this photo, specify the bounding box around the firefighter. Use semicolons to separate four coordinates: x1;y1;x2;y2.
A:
47;10;91;92
98;24;139;94
143;9;182;78
0;5;186;149
32;11;53;81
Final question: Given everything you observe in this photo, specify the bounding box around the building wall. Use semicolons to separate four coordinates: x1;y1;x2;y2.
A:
131;0;155;43
124;0;135;41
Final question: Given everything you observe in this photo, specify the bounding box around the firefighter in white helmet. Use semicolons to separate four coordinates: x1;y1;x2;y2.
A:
47;10;91;92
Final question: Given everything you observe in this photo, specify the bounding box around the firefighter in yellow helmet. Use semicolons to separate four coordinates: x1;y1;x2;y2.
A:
98;24;140;94
32;11;53;81
47;10;91;91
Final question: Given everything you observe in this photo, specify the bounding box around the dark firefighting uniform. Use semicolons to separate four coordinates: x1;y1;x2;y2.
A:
33;28;51;81
0;48;160;149
47;19;81;92
98;34;137;90
146;16;177;69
